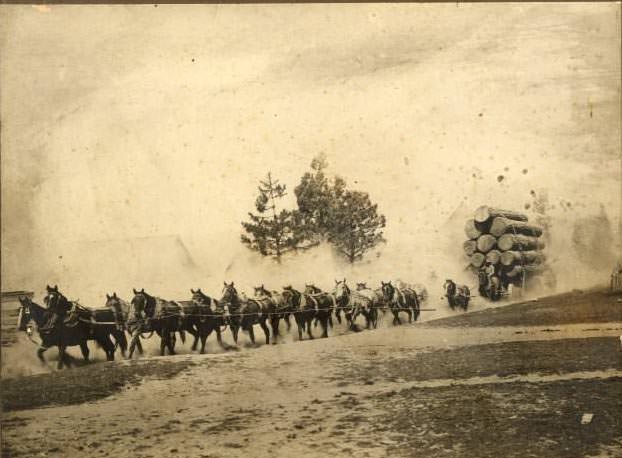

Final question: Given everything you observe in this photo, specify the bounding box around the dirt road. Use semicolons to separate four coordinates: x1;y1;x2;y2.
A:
2;289;621;458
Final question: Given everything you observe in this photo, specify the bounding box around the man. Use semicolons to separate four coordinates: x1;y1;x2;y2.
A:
484;261;495;286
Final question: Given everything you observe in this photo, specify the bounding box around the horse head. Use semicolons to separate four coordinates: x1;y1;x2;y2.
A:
131;288;154;318
333;279;350;302
380;281;394;302
444;279;456;297
191;288;212;307
44;284;69;312
356;282;367;291
220;282;239;305
17;296;32;331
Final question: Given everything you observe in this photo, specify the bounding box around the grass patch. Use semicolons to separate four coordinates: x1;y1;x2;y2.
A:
428;288;622;328
1;358;196;412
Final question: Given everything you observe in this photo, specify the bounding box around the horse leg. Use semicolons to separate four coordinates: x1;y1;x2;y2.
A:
248;325;256;346
321;316;329;338
335;308;342;325
306;315;314;339
200;330;208;354
393;309;401;326
37;346;48;363
215;326;226;349
160;334;166;356
261;320;270;345
80;341;90;362
270;317;279;344
189;326;199;352
57;344;66;370
285;313;292;332
116;330;128;358
169;331;177;355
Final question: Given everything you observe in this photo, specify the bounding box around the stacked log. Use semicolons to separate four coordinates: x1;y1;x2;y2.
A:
464;205;548;292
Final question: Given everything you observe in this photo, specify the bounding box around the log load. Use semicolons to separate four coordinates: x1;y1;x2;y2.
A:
476;234;497;253
474;206;528;224
464;219;482;240
497;234;545;251
463;240;477;256
486;250;501;265
499;250;546;266
489;217;543;238
463;205;548;295
470;252;486;268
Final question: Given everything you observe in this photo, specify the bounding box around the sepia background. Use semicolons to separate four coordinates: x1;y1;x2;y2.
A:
1;3;620;307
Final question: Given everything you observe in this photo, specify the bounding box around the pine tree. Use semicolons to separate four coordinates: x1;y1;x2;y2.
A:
294;153;333;239
328;189;386;263
241;173;311;261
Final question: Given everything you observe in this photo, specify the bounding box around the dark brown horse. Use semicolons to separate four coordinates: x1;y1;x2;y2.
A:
128;288;185;357
18;287;115;369
443;279;470;311
381;281;420;325
189;288;227;353
282;285;315;340
220;282;270;346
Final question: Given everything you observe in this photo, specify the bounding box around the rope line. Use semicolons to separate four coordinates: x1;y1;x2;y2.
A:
78;306;438;326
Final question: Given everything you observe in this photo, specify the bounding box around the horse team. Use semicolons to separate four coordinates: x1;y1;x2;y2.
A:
17;279;428;369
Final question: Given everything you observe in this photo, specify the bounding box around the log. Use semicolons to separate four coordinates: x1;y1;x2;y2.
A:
474;206;528;224
464;219;482;240
470;252;486;268
463;240;477;256
504;264;545;278
486;250;501;265
476;234;497;253
499;250;546;266
489;217;543;237
497;234;545;251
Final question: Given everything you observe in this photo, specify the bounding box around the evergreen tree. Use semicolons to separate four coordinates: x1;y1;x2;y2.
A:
241;173;311;261
328;189;386;263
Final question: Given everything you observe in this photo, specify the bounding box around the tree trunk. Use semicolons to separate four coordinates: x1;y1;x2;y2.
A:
474;206;528;224
489;217;543;237
470;252;486;268
476;234;497;253
464;219;482;240
499;250;546;266
486;249;501;265
497;234;545;251
463;240;477;256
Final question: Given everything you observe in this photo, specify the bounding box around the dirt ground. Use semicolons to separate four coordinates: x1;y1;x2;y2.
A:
2;288;621;458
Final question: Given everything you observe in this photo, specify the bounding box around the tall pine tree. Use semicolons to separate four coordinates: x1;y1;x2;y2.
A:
328;189;386;263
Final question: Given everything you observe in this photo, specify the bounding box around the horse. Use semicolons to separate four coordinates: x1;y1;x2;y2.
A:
303;284;334;338
64;293;129;358
220;282;271;346
333;279;354;328
18;289;115;369
351;283;381;329
282;285;315;341
443;279;470;311
477;272;503;301
189;288;227;353
128;288;185;357
105;292;136;356
380;281;420;325
254;285;289;344
357;282;386;316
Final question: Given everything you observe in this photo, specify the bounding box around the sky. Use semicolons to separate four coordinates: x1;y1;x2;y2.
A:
1;3;620;305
